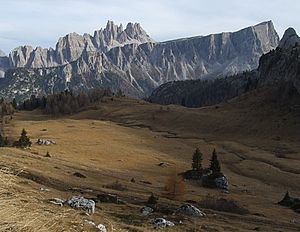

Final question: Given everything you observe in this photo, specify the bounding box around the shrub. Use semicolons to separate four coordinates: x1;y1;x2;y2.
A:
165;171;186;200
0;134;8;147
147;193;158;206
104;181;127;191
45;151;51;157
198;195;249;215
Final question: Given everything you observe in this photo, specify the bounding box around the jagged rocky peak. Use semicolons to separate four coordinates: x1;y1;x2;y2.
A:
93;20;154;50
251;21;280;52
8;20;154;68
0;49;6;57
125;22;153;43
0;49;10;78
278;27;300;49
9;46;34;67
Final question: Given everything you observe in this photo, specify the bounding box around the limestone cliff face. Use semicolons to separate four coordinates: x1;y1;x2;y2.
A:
56;21;278;96
0;21;280;100
148;28;300;107
8;21;154;68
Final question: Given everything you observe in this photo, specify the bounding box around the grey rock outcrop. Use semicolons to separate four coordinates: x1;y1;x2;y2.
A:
66;196;95;214
175;204;206;217
215;175;229;191
151;218;175;229
140;206;154;216
278;28;300;49
50;196;96;214
85;221;107;232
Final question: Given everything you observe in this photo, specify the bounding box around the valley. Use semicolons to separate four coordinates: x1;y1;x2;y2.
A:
1;95;299;231
0;6;299;231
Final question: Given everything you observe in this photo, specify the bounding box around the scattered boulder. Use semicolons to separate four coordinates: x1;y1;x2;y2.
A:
50;198;65;207
141;206;154;216
96;224;107;232
40;187;50;192
278;191;300;213
97;193;125;204
215;175;229;191
66;196;95;214
85;220;107;232
151;218;175;229
175;204;205;217
37;138;56;146
202;173;229;191
73;172;86;178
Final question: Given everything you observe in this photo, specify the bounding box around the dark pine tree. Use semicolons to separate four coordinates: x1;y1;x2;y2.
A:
0;133;6;147
18;129;32;148
210;149;221;175
192;148;203;171
12;98;17;109
181;98;186;107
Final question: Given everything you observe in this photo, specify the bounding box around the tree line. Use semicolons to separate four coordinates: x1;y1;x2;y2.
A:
18;88;114;115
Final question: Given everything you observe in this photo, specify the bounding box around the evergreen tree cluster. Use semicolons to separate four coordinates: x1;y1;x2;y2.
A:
13;128;32;148
19;88;113;115
192;148;203;171
0;128;32;149
191;148;222;176
149;71;258;108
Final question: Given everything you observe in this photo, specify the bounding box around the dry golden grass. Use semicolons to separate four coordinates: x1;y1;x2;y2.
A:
164;170;186;200
0;94;299;231
0;167;85;232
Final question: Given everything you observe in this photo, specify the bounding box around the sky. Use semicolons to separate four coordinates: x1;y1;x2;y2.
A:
0;0;299;54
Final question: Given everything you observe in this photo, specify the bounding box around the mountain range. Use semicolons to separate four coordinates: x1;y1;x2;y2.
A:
0;20;279;100
149;28;300;107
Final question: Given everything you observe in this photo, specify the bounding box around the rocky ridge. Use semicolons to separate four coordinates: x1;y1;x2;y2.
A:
0;21;280;100
8;21;154;68
149;27;300;107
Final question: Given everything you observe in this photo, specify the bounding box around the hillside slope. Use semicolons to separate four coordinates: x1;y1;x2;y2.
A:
0;92;299;231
